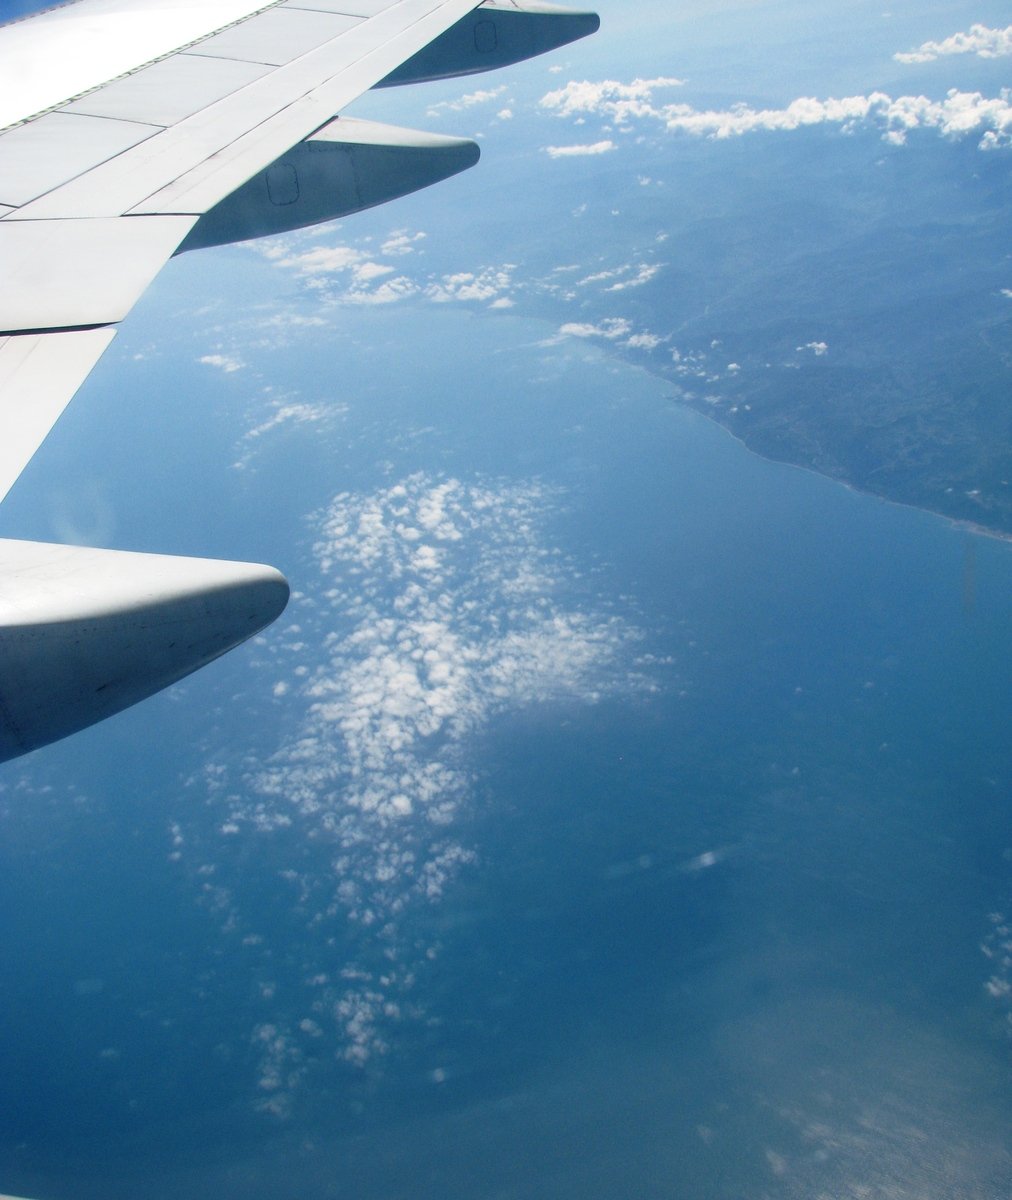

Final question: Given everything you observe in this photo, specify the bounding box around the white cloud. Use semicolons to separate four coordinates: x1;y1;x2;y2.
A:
541;76;685;125
626;332;662;350
381;229;426;256
190;474;653;1086
576;266;624;286
251;1022;305;1117
424;266;514;304
352;260;394;284
661;90;1012;146
199;352;244;373
895;24;1012;63
427;85;506;116
541;76;1012;149
797;341;829;356
263;229;516;307
273;244;365;275
496;108;513;121
342;276;419;305
981;910;1012;1025
556;318;632;341
544;139;617;158
606;263;661;291
259;234;425;299
258;312;326;331
244;399;333;440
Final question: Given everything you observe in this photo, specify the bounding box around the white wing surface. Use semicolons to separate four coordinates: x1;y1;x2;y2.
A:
0;0;461;495
0;0;598;763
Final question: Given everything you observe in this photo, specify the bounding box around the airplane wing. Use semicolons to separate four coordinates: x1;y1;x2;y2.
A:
0;0;599;762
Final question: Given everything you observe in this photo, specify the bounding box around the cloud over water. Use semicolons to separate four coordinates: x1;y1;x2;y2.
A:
186;473;651;1107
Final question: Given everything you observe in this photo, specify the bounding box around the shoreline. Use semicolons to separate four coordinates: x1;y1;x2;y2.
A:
627;355;1012;550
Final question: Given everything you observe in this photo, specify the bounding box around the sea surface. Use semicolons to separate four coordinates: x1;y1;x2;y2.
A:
1;274;1009;1197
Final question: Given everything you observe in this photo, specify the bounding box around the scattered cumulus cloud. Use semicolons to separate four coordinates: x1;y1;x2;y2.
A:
340;275;420;305
544;317;660;352
797;341;828;356
605;263;661;291
574;262;660;291
895;24;1012;64
243;397;335;442
981;910;1012;1034
541;77;1012;149
426;85;507;116
626;332;662;350
577;266;625;287
353;261;395;283
184;474;654;1098
425;266;515;304
381;229;426;256
269;244;364;275
266;237;420;303
659;90;1012;148
541;76;685;126
199;352;245;373
263;228;516;309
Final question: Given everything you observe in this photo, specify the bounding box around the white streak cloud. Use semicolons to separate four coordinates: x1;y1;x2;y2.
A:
544;139;616;158
556;318;632;341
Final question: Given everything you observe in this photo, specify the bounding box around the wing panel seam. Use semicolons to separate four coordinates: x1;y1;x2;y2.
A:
0;0;291;135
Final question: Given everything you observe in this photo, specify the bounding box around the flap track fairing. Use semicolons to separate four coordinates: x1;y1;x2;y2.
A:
376;1;600;88
177;118;479;253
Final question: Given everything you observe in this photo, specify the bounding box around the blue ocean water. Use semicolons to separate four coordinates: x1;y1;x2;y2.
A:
1;273;1009;1196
